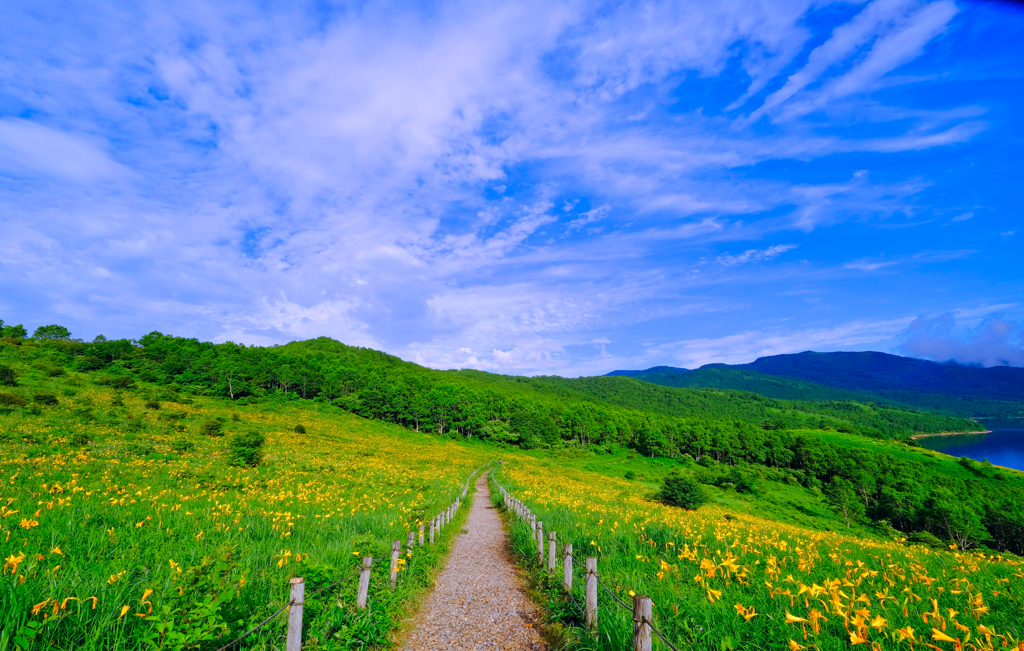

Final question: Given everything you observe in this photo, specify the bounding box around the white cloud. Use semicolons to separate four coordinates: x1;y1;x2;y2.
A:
717;244;798;266
0;0;1001;376
0;119;130;182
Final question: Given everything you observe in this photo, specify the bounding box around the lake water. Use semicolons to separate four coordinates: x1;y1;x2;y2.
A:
917;423;1024;472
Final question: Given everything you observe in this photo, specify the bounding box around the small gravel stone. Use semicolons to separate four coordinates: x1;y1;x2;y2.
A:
401;473;547;651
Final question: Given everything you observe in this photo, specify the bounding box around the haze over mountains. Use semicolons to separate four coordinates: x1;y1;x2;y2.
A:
608;351;1024;419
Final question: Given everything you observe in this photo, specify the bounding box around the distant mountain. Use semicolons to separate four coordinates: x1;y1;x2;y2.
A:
607;352;1024;418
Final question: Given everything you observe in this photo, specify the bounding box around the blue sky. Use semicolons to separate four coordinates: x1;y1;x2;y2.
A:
1;0;1022;375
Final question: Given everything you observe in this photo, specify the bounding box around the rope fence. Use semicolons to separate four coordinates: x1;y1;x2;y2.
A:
213;464;488;651
494;476;681;651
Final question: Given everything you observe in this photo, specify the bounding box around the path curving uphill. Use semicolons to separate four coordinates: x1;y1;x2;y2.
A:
401;472;546;651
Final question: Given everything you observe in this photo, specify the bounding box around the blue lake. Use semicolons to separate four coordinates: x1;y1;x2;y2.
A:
916;424;1024;472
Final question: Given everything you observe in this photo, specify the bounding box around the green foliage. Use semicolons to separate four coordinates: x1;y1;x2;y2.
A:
145;399;161;409
32;324;72;340
33;391;58;405
171;436;196;453
0;363;17;386
624;470;636;480
200;418;224;437
1;332;1022;555
657;473;708;510
824;477;865;527
294;423;306;433
0;322;28;339
227;430;266;467
0;391;26;406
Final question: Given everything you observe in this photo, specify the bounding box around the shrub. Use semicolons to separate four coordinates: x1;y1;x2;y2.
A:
294;424;306;434
0;391;26;406
0;364;17;386
145;399;161;410
657;473;709;510
69;431;92;447
171;437;196;454
75;355;105;371
908;530;945;550
111;376;135;389
200;418;225;437
228;430;266;467
624;470;636;480
33;392;59;406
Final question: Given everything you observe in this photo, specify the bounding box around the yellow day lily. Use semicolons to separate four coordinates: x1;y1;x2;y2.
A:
118;605;131;619
931;629;958;643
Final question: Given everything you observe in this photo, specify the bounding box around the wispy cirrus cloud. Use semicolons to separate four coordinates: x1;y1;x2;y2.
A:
0;0;1017;375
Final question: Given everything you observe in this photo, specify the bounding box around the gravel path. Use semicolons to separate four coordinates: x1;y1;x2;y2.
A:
401;472;546;651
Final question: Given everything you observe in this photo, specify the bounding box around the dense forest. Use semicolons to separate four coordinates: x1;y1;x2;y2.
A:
2;325;1023;554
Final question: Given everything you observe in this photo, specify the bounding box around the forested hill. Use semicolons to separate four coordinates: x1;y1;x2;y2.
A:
6;330;1024;555
0;332;973;449
609;352;1024;418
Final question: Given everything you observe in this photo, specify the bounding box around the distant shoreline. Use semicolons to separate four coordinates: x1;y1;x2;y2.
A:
911;430;992;440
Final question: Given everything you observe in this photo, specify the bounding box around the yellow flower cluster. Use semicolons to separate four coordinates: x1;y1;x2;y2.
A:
498;458;1024;650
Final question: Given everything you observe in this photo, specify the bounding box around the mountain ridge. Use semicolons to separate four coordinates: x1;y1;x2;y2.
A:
606;351;1024;418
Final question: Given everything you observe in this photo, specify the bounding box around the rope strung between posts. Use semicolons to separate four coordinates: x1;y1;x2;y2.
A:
306;567;363;598
644;616;683;651
215;598;295;651
500;481;687;651
595;575;632;611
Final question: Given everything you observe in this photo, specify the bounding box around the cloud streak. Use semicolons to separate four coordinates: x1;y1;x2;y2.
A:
0;0;1016;375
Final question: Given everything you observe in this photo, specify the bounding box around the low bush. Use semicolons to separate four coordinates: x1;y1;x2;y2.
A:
657;473;709;510
33;392;58;406
228;430;266;467
0;364;17;386
200;418;225;437
0;391;26;406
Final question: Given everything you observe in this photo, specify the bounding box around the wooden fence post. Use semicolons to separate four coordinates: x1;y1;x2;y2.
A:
407;531;415;554
389;540;401;587
563;543;573;591
418;524;424;547
430;518;436;544
585;557;598;631
548;532;556;574
633;595;652;651
286;577;304;651
357;557;372;609
536;521;544;566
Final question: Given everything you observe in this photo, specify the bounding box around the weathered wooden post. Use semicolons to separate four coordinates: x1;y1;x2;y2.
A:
389;540;401;587
632;595;652;651
548;531;557;574
357;557;372;609
585;557;598;631
430;517;436;544
563;543;573;591
418;524;424;547
536;521;544;566
286;577;304;651
407;531;415;554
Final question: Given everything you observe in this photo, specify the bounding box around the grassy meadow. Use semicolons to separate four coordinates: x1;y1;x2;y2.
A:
494;456;1024;651
4;336;1024;651
0;368;487;650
